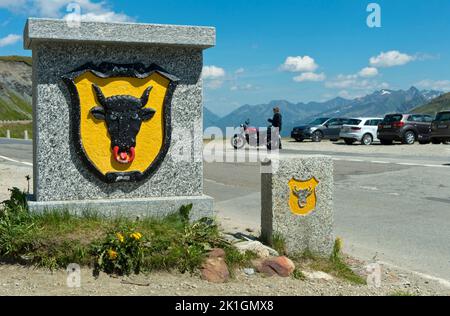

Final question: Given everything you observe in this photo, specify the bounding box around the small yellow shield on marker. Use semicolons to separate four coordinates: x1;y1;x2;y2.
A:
288;177;319;216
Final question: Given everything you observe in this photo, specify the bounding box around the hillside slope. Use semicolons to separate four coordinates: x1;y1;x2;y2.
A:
0;57;32;121
412;92;450;115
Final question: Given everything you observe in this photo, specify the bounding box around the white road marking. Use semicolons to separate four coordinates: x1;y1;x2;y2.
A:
0;155;33;166
371;160;390;164
397;162;421;166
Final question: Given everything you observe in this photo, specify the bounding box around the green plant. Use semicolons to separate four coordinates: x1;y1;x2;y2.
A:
292;268;306;280
271;232;287;256
92;228;145;277
0;191;246;277
292;239;366;285
1;187;28;211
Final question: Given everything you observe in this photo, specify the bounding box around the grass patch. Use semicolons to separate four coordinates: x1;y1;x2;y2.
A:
292;268;306;280
270;232;287;256
0;188;244;276
293;238;366;285
0;55;32;66
0;122;33;139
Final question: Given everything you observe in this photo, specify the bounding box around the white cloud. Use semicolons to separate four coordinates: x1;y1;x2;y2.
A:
230;83;258;91
0;0;133;22
326;74;388;92
369;50;415;68
293;72;326;82
235;68;245;75
416;79;450;91
64;11;132;23
202;66;226;79
358;67;378;78
0;34;21;47
206;80;225;90
280;56;318;72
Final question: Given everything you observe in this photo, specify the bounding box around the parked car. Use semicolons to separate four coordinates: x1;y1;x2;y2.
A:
340;117;383;145
291;117;350;142
377;113;433;145
430;110;450;144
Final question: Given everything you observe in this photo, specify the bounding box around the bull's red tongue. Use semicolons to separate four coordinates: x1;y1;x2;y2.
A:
113;146;135;164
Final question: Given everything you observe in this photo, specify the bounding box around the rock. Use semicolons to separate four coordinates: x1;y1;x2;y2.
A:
201;257;230;283
303;271;334;281
235;241;279;258
208;248;226;259
243;268;255;276
254;256;295;277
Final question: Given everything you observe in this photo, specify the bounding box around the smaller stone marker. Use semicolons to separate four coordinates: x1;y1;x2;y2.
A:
24;130;29;140
261;156;334;257
6;130;10;139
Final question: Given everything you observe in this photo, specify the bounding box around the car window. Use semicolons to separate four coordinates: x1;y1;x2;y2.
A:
328;119;342;126
326;118;338;125
436;112;450;121
348;119;362;126
373;119;382;126
383;115;403;123
422;115;433;122
407;115;419;122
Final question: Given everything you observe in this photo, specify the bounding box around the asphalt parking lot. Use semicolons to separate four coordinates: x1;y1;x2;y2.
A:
1;138;450;285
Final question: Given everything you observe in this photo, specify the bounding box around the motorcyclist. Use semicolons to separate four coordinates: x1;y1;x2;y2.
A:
268;106;282;149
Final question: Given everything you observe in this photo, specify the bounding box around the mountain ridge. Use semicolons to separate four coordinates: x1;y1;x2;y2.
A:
205;87;443;136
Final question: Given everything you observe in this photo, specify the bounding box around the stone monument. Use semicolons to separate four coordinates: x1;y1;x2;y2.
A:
261;156;334;257
24;18;215;219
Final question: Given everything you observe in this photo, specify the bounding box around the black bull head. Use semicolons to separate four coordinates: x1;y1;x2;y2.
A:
90;84;156;164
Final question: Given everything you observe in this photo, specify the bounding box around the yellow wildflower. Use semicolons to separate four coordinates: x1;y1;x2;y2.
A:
116;233;124;243
130;232;143;240
108;249;118;260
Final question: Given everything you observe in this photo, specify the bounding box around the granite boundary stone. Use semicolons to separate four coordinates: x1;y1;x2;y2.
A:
24;18;215;218
261;156;335;257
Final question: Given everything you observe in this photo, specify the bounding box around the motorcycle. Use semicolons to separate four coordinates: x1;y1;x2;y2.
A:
231;119;281;150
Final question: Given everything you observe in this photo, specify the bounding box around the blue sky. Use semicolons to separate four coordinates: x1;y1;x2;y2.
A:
1;0;449;116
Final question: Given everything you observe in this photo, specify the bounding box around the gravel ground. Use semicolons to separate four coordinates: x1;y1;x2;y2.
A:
0;262;449;296
0;162;32;201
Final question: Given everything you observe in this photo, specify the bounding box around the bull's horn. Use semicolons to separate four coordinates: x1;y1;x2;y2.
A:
140;86;153;108
92;84;106;106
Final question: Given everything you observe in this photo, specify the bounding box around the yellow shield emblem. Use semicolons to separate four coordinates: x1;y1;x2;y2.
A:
63;63;178;183
288;177;319;216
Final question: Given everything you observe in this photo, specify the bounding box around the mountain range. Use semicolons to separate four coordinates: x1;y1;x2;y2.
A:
0;56;448;135
205;87;443;136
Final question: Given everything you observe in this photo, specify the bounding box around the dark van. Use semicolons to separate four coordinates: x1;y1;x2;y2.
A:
377;113;433;145
430;111;450;144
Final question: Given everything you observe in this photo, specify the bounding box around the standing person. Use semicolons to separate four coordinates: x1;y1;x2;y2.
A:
268;106;282;149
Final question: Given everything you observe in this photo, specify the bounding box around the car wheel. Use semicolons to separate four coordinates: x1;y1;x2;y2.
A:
380;139;392;145
232;135;246;149
344;138;355;145
431;138;442;144
403;131;416;145
311;131;323;142
361;134;373;145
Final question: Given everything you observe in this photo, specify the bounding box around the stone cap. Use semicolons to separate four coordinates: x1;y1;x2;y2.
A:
24;18;216;50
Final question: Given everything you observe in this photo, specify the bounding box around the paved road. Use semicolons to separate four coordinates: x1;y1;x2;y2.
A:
1;138;450;283
203;140;450;283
